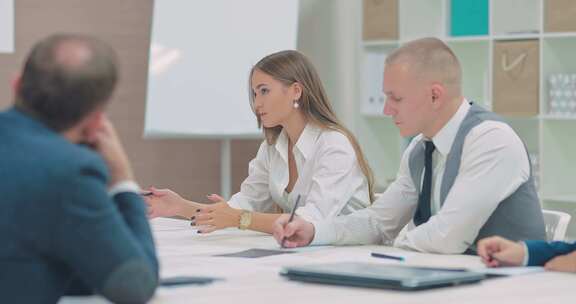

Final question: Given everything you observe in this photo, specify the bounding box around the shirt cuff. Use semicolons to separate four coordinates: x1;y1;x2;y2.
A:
309;219;336;246
522;241;529;266
109;180;140;197
226;193;256;211
227;198;250;212
227;198;242;209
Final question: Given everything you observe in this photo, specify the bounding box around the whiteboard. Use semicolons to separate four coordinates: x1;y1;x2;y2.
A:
0;0;14;53
145;0;299;138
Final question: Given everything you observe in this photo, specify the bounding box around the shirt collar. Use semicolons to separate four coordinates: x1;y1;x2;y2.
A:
430;98;470;156
275;123;321;161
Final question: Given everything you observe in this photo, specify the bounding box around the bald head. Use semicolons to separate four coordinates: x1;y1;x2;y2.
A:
16;34;118;131
386;37;462;96
53;39;94;69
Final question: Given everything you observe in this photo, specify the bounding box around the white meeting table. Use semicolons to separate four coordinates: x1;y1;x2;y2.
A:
61;217;575;304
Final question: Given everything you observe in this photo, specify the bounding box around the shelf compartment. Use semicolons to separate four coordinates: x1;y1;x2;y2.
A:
491;0;540;36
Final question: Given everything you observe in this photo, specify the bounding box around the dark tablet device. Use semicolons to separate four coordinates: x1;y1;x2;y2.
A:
280;262;485;291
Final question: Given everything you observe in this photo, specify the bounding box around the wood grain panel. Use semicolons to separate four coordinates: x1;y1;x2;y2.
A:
0;0;260;201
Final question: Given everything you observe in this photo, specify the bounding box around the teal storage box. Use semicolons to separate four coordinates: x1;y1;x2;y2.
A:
450;0;488;36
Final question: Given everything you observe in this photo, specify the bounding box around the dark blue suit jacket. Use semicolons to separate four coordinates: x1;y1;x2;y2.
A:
0;108;159;303
526;240;576;266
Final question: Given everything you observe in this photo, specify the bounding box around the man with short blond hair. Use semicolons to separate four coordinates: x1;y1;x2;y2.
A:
273;37;546;254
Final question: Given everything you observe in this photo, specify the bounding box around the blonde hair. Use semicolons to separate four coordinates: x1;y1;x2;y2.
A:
249;50;375;202
386;37;462;95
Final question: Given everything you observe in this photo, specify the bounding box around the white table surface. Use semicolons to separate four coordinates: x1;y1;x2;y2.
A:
61;217;576;304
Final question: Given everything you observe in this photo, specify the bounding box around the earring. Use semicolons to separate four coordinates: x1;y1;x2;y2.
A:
293;101;300;109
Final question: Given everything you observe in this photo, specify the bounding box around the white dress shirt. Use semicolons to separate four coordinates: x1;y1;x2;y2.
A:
228;123;371;221
109;180;140;196
311;100;531;254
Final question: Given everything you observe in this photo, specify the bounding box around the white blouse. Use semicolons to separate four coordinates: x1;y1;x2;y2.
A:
227;123;371;221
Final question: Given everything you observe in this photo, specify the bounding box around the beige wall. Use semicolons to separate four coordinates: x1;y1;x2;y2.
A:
0;0;260;200
0;0;359;202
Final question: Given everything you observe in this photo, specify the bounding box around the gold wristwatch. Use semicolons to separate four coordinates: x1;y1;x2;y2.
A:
239;211;252;230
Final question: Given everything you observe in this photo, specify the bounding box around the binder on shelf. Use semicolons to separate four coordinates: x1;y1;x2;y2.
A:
362;52;386;115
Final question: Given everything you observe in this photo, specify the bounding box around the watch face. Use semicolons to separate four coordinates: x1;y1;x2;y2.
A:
240;212;252;229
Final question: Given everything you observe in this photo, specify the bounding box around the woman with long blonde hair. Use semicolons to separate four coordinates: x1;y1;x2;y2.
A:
146;50;374;234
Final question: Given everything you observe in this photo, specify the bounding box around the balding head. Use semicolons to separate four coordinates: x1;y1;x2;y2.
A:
53;39;94;69
386;37;462;96
15;34;118;131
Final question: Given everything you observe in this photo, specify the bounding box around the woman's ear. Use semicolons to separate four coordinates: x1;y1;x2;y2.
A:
291;82;303;101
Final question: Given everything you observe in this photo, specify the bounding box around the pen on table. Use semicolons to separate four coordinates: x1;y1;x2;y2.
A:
281;194;302;249
370;252;405;261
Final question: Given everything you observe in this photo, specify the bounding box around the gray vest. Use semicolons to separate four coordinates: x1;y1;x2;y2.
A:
408;103;546;243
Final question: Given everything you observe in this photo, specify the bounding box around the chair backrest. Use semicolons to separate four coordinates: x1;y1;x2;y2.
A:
542;209;572;241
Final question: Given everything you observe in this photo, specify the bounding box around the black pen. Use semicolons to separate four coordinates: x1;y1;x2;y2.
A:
371;252;405;261
281;194;302;248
